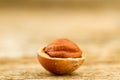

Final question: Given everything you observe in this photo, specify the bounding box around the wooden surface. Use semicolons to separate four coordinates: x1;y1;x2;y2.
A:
0;57;120;80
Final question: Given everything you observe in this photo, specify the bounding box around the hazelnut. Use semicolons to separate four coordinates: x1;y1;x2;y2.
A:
43;38;82;58
37;38;85;75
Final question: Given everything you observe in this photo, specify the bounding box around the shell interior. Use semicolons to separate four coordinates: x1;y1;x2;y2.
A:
37;48;85;61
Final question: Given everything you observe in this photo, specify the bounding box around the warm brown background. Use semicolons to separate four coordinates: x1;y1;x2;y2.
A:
0;0;120;79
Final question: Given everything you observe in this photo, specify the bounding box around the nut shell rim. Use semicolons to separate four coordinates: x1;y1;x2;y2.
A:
37;48;85;61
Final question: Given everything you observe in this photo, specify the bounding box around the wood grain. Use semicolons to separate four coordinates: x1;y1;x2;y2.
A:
0;57;120;80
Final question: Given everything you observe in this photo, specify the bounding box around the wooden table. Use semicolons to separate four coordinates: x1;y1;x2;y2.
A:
0;57;120;80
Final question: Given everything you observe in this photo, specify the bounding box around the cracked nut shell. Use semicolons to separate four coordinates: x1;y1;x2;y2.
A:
37;48;85;75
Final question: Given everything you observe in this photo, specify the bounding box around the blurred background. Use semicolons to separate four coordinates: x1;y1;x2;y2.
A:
0;0;120;63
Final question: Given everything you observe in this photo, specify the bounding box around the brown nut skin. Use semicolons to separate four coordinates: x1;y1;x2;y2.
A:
37;49;85;75
43;38;82;58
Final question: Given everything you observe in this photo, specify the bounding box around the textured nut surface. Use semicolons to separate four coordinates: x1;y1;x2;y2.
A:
43;38;82;58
